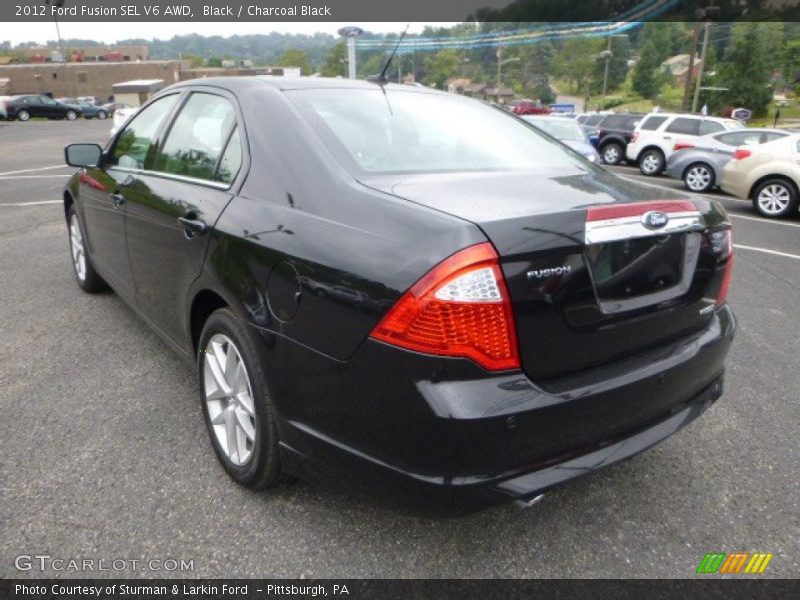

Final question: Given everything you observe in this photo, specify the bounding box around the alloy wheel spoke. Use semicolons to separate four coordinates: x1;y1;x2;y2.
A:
205;351;232;396
235;407;256;441
225;406;238;460
236;391;255;416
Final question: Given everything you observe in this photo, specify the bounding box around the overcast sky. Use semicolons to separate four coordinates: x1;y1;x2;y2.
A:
3;22;457;45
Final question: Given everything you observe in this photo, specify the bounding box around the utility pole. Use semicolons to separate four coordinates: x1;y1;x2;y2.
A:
601;36;613;100
692;21;712;113
681;24;701;111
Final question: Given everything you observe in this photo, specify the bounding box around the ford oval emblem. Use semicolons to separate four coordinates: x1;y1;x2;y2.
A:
642;211;669;229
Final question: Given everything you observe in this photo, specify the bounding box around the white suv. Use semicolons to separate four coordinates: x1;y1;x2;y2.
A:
626;113;744;176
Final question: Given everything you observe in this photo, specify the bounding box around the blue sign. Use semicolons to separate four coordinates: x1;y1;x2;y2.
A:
549;103;576;113
731;108;752;121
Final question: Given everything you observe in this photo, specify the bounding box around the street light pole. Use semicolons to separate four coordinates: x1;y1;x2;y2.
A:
601;36;612;100
338;26;363;80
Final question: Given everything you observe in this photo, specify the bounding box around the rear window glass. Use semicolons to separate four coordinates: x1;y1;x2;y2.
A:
665;118;699;135
291;89;592;174
639;115;667;130
584;115;604;126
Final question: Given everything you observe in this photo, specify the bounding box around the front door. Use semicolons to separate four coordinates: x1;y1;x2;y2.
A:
84;93;181;299
124;91;244;346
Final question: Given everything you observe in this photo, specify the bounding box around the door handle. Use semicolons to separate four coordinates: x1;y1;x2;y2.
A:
178;216;208;239
111;193;126;208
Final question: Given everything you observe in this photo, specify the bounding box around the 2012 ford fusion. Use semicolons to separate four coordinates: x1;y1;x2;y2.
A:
62;77;735;514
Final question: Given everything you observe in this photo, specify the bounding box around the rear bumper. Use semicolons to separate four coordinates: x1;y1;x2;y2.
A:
262;305;735;515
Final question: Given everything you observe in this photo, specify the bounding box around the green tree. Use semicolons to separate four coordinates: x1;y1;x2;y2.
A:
206;57;223;68
519;42;555;103
553;38;601;98
423;49;460;89
591;36;630;94
320;42;347;77
632;39;662;99
277;48;313;75
718;23;783;116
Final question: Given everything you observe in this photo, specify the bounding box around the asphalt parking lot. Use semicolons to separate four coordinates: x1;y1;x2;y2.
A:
1;119;798;579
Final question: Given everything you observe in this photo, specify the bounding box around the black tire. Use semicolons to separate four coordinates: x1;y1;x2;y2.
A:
638;148;665;176
752;178;799;219
17;109;30;122
96;110;107;120
682;162;716;193
65;110;77;121
198;308;284;489
67;204;108;293
601;142;624;165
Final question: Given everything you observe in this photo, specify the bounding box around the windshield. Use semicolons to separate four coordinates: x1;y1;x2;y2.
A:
290;88;590;174
525;119;586;141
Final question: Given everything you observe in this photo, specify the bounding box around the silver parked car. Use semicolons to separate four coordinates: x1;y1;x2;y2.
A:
522;115;602;163
665;128;789;192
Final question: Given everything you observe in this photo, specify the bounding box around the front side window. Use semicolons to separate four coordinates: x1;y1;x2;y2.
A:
665;118;698;135
111;94;179;170
157;93;237;182
291;89;591;174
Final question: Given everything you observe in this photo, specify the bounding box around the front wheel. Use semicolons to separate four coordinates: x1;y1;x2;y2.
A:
198;309;284;489
683;163;715;192
601;143;624;166
67;205;107;292
639;149;665;176
96;110;107;120
65;110;78;121
17;110;30;122
752;179;799;218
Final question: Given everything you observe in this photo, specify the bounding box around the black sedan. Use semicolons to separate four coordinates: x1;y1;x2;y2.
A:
62;77;735;514
4;94;82;121
58;98;109;120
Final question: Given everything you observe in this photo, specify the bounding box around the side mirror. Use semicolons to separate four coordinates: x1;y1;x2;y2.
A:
65;143;102;168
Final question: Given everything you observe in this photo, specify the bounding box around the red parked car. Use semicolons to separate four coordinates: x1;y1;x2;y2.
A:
512;100;552;115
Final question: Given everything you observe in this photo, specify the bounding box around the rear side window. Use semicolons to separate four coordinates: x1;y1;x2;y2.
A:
215;127;243;184
763;132;788;143
600;115;624;128
639;115;667;130
665;118;698;135
111;94;179;170
716;131;763;146
157;93;237;182
698;120;725;135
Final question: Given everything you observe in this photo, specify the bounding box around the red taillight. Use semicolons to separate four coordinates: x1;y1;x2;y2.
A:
630;132;639;143
370;243;520;371
673;141;694;152
714;229;734;307
733;148;751;160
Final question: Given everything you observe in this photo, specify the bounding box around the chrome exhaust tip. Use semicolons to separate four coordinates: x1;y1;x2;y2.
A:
514;493;545;509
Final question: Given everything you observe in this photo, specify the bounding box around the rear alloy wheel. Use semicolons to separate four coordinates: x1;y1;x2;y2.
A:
67;205;107;292
683;163;715;193
96;110;107;120
639;149;665;176
601;143;623;165
198;309;283;489
17;110;30;122
65;110;77;121
753;179;799;219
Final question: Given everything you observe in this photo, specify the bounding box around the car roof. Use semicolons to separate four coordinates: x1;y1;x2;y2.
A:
167;76;443;95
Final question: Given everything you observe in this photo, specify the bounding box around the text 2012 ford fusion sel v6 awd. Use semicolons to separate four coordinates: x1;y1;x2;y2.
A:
62;77;735;514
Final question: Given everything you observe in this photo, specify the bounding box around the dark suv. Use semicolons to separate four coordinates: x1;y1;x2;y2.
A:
3;95;82;122
593;113;643;165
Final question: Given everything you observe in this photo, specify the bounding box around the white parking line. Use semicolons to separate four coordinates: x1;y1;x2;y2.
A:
0;165;68;176
0;200;61;206
734;244;800;261
730;214;800;229
0;174;71;180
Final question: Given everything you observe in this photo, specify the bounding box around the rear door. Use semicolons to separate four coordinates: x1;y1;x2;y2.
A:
123;89;244;346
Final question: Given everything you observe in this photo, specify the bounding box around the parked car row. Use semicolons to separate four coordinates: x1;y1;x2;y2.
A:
0;94;129;122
